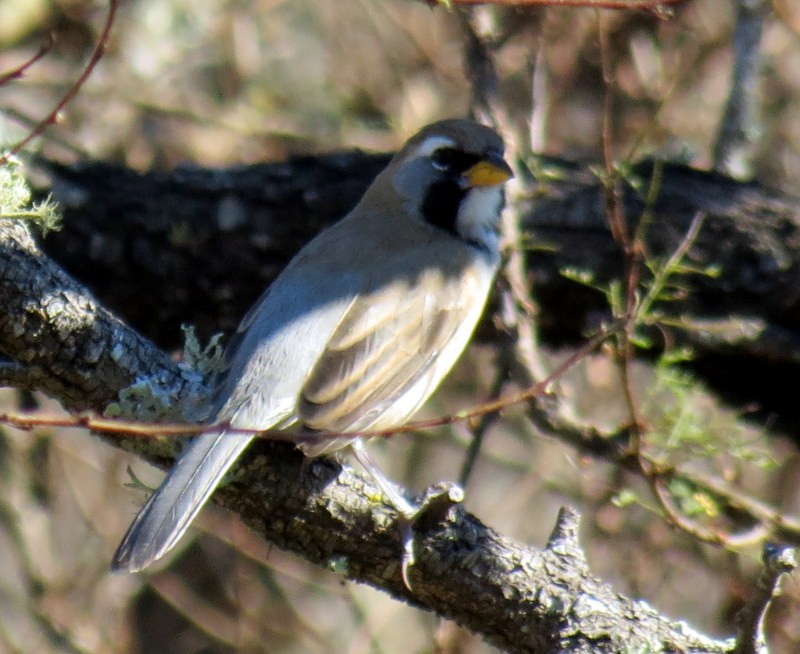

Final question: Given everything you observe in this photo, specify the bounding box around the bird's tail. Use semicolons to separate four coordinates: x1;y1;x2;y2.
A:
111;429;255;573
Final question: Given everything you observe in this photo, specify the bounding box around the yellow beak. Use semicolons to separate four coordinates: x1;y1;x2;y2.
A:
463;155;514;187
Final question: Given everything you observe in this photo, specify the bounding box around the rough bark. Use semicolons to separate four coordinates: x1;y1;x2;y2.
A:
0;221;191;412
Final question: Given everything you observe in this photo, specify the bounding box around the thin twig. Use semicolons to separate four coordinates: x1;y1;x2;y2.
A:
523;379;800;547
0;322;621;443
733;544;797;654
455;5;555;482
0;0;118;164
458;361;508;488
0;35;54;86
650;476;767;548
0;107;92;159
712;0;766;179
421;0;686;12
636;210;707;322
596;12;647;456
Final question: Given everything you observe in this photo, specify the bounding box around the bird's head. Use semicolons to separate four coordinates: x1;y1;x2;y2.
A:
380;119;514;253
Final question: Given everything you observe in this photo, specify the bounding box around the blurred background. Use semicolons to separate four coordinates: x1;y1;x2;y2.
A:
2;0;800;652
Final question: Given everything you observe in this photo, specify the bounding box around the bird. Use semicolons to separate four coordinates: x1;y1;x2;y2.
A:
112;118;513;573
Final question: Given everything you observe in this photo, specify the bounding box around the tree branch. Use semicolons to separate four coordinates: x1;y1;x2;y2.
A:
712;0;766;178
0;221;191;413
733;544;797;654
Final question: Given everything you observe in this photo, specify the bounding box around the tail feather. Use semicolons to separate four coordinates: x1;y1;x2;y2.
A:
111;430;255;573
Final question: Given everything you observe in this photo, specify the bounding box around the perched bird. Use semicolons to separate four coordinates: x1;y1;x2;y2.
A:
112;118;513;573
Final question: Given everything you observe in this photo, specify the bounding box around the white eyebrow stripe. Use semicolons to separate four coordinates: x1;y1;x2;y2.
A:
412;135;456;158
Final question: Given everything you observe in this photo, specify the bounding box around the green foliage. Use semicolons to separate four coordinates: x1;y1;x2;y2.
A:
563;163;776;529
0;157;61;235
180;323;225;377
611;488;640;508
641;350;775;471
666;477;719;519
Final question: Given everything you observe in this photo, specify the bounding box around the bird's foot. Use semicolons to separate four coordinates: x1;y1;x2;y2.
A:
349;440;464;590
397;481;464;590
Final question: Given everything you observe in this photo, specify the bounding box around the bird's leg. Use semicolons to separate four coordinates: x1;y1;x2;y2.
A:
350;440;464;589
351;439;418;516
350;440;417;587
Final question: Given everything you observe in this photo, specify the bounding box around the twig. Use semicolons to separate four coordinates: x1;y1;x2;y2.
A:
458;360;508;488
528;42;548;153
733;543;797;654
421;0;686;13
0;0;118;164
596;11;647;459
0;107;92;159
0;35;54;86
451;1;788;562
712;0;766;179
456;9;503;126
524;392;800;546
0;322;621;442
455;4;559;486
650;475;768;548
667;466;800;545
636;210;707;322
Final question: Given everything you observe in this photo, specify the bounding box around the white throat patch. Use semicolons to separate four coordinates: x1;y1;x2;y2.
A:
457;185;503;256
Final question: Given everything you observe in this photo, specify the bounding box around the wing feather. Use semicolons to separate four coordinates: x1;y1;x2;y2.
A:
298;266;482;432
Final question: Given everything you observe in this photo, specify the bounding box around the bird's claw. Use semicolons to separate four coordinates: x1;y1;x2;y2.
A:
400;520;416;590
397;481;464;591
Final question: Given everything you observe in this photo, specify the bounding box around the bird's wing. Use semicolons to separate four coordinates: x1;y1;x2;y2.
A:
298;260;490;433
113;256;357;573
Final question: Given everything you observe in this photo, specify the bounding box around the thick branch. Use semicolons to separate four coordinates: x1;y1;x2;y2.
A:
0;221;191;411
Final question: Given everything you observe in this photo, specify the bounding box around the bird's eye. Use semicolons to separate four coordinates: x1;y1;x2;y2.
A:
430;148;482;174
431;148;457;172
